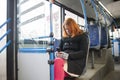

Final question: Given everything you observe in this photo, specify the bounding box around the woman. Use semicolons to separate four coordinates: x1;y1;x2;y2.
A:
54;18;89;80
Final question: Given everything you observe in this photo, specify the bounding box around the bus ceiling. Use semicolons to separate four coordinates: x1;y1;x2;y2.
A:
55;0;120;28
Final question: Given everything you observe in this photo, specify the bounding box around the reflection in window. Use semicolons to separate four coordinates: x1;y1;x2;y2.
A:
17;0;61;49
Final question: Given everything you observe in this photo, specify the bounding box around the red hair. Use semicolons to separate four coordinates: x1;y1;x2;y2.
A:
62;18;83;38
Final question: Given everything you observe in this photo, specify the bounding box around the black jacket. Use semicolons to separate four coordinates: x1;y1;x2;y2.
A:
59;32;89;75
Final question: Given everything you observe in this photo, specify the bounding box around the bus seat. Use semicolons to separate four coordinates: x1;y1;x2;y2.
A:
88;24;101;49
80;33;90;76
101;26;108;48
54;38;60;52
88;24;101;69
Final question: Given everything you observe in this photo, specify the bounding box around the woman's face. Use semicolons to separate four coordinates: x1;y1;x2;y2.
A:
64;25;72;36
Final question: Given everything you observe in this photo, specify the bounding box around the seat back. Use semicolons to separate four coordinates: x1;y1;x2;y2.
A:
81;33;90;75
88;24;101;50
101;26;108;48
54;38;60;51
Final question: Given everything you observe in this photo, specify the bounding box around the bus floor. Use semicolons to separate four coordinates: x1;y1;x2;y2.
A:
103;62;120;80
76;48;119;80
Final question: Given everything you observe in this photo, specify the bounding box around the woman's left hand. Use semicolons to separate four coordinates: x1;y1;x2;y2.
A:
56;52;63;58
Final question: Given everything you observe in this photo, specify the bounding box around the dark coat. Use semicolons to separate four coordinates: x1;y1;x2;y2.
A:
59;32;89;75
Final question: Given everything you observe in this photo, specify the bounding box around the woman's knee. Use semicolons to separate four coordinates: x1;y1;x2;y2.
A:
54;58;64;65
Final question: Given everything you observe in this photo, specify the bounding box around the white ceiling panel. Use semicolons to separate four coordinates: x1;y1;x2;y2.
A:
106;1;120;18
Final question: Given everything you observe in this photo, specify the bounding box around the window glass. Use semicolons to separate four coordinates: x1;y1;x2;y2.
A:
65;10;77;22
77;16;85;30
17;1;61;49
52;4;61;39
0;0;7;79
77;16;85;26
65;10;85;30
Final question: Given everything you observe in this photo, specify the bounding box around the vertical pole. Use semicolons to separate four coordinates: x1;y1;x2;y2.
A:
7;0;17;80
80;0;88;31
49;2;54;80
91;51;95;69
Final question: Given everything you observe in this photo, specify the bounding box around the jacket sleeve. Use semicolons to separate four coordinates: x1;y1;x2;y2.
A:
68;35;89;60
59;39;64;51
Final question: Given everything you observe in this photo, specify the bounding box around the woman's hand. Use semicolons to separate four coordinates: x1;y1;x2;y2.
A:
55;51;63;58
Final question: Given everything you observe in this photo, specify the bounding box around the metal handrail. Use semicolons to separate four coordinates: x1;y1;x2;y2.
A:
0;18;11;29
0;40;11;53
0;29;11;41
0;18;12;53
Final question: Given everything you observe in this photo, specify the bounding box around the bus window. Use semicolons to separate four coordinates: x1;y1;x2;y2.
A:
65;10;77;22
